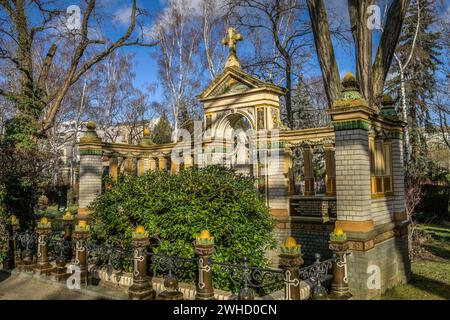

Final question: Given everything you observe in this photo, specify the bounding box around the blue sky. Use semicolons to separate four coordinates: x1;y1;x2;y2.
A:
97;0;449;103
101;0;358;103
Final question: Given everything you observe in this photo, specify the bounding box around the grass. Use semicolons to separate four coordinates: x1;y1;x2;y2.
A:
382;223;450;300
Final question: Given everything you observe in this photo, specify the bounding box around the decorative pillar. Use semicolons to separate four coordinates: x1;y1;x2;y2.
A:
78;121;103;217
34;217;53;275
266;147;291;217
126;157;134;175
159;156;168;172
328;226;352;299
137;157;145;176
171;158;180;174
109;157;118;181
73;220;90;286
184;154;193;169
148;158;156;171
329;73;374;231
302;144;315;196
279;237;303;300
324;144;336;196
194;230;215;300
7;215;21;269
52;211;74;281
128;226;155;300
284;148;295;195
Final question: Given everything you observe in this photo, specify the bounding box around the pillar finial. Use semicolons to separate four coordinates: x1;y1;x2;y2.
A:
80;120;101;143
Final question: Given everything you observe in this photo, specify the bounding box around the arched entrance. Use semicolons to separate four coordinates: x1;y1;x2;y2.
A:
216;112;255;175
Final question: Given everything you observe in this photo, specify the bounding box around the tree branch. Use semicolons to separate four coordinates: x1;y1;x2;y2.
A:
306;0;341;107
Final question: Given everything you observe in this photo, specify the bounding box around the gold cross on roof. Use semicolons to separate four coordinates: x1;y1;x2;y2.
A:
222;27;243;69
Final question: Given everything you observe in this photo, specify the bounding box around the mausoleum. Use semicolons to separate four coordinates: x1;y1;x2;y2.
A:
77;28;410;299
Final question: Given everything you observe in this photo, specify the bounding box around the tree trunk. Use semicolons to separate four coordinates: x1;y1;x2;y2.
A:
306;0;342;107
348;0;373;105
372;0;411;102
398;61;412;169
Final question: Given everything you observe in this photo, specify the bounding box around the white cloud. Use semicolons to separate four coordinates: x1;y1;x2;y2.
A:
113;6;133;26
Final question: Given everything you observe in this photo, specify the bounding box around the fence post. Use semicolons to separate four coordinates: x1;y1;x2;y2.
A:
328;227;352;299
194;230;215;300
34;217;53;275
128;225;155;300
73;220;90;286
6;215;20;269
53;211;74;281
279;237;303;300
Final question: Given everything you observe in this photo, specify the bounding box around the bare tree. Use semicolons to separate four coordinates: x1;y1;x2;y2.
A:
0;0;157;140
229;0;313;128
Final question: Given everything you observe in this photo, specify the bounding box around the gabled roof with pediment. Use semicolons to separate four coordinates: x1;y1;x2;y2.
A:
197;66;285;101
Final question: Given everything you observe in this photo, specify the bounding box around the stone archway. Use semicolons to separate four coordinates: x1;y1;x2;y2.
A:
215;111;255;175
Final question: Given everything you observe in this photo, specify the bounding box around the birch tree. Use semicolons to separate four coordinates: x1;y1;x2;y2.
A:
153;0;203;142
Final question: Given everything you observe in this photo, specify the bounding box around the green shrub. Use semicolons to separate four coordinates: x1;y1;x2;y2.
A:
90;166;275;290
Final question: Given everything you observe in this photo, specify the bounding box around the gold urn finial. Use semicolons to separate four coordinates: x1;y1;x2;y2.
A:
195;229;214;245
222;27;243;69
132;225;148;238
281;236;301;255
10;215;19;225
330;226;347;242
143;128;151;137
38;216;51;229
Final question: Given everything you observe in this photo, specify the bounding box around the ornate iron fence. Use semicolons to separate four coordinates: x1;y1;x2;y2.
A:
4;219;352;300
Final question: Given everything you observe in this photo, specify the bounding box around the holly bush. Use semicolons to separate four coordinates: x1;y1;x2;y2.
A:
90;166;276;291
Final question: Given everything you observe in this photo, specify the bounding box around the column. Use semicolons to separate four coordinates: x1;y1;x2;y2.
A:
137;157;145;176
184;154;193;169
302;145;315;196
324;144;336;196
148;158;157;171
266;147;290;216
109;157;118;181
285;148;295;195
159;157;168;172
78;121;102;216
329;73;373;232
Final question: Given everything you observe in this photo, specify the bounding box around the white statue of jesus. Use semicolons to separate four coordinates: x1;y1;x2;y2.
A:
233;131;249;166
